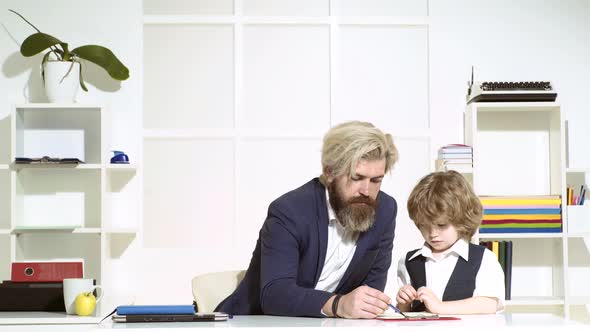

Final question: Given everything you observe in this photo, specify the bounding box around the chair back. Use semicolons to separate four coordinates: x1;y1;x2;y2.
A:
191;270;246;312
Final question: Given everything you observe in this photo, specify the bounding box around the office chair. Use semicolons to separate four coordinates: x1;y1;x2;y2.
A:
191;270;246;312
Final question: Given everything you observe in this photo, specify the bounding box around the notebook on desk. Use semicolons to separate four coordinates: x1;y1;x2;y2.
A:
376;312;460;321
112;312;229;323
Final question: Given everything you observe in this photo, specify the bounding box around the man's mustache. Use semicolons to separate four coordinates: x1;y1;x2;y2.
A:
347;196;377;207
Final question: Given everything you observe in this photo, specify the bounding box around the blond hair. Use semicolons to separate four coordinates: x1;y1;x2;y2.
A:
407;170;482;241
319;121;398;185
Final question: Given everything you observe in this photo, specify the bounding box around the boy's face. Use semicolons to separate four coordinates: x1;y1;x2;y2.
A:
418;218;460;253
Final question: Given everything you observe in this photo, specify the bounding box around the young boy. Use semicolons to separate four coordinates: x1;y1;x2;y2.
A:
396;170;505;314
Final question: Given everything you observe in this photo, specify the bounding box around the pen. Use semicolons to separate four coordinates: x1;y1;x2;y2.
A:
388;303;409;319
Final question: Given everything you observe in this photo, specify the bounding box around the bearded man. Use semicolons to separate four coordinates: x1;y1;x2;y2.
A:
215;121;399;318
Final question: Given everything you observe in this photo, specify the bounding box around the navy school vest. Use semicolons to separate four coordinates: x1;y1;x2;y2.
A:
405;243;485;312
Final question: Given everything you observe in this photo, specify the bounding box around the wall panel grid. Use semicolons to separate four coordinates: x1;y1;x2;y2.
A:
142;0;432;279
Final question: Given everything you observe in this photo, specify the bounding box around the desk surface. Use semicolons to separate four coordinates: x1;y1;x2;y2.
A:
0;313;588;331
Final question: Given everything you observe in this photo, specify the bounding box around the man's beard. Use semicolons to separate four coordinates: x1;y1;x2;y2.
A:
328;180;378;233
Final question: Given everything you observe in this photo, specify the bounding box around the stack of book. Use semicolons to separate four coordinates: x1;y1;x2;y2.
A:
0;260;84;311
435;144;473;173
480;196;562;233
112;305;229;323
479;240;513;300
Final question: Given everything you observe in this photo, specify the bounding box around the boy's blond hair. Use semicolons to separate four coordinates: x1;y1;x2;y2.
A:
407;170;482;241
319;121;398;185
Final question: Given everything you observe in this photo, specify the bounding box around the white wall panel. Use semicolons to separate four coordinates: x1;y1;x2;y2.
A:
235;138;322;265
334;0;427;16
334;26;429;133
143;0;234;15
0;236;9;280
144;25;234;129
243;0;329;16
0;171;9;229
379;137;431;295
242;25;330;133
143;139;235;248
0;115;9;164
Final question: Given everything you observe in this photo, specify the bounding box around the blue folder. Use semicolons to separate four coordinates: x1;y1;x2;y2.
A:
116;305;196;315
483;208;561;215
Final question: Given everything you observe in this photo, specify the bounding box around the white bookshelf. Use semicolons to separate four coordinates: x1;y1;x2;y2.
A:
478;233;563;239
0;312;101;325
11;227;103;235
106;164;137;171
0;104;137;324
13;163;103;170
464;102;587;319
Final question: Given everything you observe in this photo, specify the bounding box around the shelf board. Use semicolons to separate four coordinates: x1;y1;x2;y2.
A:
567;232;590;238
478;233;563;239
506;296;565;306
0;164;8;170
567;296;590;305
13;163;102;170
0;229;10;235
0;311;101;325
106;164;137;171
104;227;138;234
15;103;101;110
566;167;590;173
12;227;101;234
471;102;560;112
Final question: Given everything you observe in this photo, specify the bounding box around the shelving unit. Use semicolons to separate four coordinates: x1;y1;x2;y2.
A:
0;104;137;325
563;165;590;320
463;102;588;318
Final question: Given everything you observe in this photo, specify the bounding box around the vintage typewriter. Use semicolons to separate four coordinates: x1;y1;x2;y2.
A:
466;68;557;104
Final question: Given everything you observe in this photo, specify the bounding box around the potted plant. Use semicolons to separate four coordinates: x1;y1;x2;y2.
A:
9;9;130;102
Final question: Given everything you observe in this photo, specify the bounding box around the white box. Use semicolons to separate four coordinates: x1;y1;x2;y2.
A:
567;205;590;234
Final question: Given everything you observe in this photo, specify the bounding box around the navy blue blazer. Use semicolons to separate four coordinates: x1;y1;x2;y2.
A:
215;178;397;317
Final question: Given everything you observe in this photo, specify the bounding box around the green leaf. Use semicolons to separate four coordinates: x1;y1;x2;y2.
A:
71;45;129;81
79;63;88;92
21;32;63;57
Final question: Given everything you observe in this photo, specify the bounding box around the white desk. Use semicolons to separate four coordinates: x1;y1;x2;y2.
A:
0;313;588;332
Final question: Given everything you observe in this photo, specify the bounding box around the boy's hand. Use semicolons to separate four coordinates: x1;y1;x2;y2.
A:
416;286;443;313
396;284;417;305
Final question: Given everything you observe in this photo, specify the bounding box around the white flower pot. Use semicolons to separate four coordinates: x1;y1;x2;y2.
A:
43;61;80;103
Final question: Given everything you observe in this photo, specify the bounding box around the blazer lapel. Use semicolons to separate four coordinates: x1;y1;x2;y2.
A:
313;180;329;286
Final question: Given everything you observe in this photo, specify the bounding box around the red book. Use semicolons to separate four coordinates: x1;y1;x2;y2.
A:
11;261;83;282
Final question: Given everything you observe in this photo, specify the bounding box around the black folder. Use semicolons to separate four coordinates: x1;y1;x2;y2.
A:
0;281;65;311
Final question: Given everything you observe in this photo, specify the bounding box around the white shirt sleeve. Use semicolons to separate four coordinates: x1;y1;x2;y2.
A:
397;256;411;288
473;248;506;312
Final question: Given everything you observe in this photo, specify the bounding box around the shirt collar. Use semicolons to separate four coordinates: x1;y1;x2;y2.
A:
409;238;470;261
326;189;336;223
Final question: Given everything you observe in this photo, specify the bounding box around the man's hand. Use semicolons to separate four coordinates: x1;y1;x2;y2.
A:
416;286;444;313
337;285;391;319
395;284;417;311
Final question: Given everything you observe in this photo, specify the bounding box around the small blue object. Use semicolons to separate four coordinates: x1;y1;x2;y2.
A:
110;150;129;164
116;305;195;315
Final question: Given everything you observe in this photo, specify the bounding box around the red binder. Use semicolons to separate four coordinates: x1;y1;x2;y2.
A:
11;262;83;282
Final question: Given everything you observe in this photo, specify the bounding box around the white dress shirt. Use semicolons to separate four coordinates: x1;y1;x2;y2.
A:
315;190;358;293
397;238;505;312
